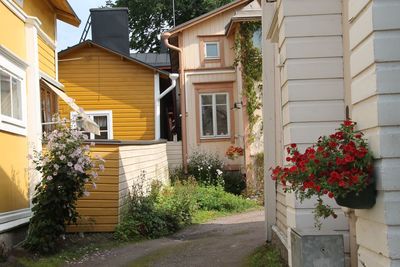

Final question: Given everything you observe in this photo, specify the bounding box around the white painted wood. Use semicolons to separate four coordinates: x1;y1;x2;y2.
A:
281;79;344;105
282;0;341;17
282;58;344;82
282;15;342;38
280;36;343;61
166;141;182;169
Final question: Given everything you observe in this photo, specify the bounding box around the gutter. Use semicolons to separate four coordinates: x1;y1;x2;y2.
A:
155;73;179;140
162;32;188;173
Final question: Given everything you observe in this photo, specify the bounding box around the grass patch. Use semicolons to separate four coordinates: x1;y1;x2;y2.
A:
244;244;286;267
13;238;123;267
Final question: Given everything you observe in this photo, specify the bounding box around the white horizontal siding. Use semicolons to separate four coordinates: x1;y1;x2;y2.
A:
348;0;400;265
166;141;182;169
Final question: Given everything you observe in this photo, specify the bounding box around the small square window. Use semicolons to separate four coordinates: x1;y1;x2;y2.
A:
204;42;220;59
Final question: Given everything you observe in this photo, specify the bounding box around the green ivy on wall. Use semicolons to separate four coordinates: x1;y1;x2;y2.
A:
234;21;263;143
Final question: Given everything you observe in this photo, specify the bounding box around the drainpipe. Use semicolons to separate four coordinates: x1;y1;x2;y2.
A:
162;32;188;173
155;73;179;140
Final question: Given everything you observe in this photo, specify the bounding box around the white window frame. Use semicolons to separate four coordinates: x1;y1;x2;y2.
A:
0;53;27;136
204;41;220;59
199;93;230;139
71;110;113;140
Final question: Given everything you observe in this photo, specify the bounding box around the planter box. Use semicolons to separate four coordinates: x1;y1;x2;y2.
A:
335;182;376;209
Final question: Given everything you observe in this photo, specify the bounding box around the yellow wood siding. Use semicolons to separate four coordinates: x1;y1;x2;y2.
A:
59;46;155;140
0;2;26;60
0;131;29;212
67;144;119;232
38;36;56;78
22;0;56;40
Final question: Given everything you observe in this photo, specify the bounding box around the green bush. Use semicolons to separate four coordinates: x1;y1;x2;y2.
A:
187;151;224;186
115;179;257;242
195;186;256;212
223;171;246;195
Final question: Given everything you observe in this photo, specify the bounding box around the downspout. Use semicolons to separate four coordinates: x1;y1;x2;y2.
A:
162;32;188;173
155;73;179;140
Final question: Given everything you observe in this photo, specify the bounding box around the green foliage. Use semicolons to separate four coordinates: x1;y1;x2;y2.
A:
115;180;197;241
108;0;234;52
244;244;286;267
115;180;257;241
187;151;224;186
234;22;263;142
194;185;256;212
222;171;246;195
24;121;103;254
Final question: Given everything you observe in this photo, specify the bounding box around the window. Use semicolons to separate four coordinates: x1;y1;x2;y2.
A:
40;80;58;133
1;70;22;120
0;63;26;135
71;111;113;140
200;93;229;138
204;42;220;59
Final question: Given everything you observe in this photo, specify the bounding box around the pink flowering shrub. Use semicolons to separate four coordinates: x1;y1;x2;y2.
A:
24;120;104;254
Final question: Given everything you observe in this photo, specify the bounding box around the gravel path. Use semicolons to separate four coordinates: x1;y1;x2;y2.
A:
67;210;266;267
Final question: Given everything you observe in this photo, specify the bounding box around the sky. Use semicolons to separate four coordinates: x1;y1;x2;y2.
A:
57;0;109;51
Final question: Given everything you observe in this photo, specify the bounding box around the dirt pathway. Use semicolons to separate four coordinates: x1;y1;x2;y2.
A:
67;210;265;267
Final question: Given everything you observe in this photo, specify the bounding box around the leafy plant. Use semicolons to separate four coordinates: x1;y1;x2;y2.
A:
271;120;374;227
222;171;246;195
24;120;104;254
115;179;257;241
234;22;262;143
194;185;256;212
187;151;224;186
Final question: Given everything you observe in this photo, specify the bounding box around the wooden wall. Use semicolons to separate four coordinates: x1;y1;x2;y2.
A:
67;144;120;232
67;142;169;232
38;36;56;79
119;143;169;214
58;45;155;140
166;141;182;169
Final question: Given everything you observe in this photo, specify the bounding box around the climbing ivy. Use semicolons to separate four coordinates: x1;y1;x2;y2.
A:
234;22;262;143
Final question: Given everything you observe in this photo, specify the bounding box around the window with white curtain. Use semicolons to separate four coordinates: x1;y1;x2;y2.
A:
1;70;22;121
71;110;113;140
200;93;229;138
0;55;26;135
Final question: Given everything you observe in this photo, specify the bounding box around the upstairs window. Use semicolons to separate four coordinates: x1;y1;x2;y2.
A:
204;42;220;59
200;93;229;138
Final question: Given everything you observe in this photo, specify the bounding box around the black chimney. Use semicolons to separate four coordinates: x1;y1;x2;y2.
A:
90;8;130;55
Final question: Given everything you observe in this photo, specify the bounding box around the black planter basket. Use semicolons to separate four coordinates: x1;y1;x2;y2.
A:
335;181;377;209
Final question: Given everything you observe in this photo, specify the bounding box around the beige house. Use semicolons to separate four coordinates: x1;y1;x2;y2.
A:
162;0;262;177
262;0;400;266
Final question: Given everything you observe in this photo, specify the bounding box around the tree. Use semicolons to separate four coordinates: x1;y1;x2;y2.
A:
108;0;234;52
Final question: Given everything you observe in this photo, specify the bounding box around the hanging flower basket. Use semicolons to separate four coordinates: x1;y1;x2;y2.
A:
271;120;375;228
335;179;376;209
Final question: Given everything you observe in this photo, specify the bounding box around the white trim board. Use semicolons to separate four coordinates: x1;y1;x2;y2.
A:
0;208;31;233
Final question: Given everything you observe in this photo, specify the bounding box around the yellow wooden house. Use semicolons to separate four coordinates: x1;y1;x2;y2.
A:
57;8;176;232
0;0;80;252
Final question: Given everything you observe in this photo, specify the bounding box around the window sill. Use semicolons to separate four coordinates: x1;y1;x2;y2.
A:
199;136;231;143
0;119;27;136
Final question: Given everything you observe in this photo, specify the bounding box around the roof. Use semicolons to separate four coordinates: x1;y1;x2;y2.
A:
225;1;261;36
165;0;252;35
130;53;171;68
58;40;170;75
49;0;80;27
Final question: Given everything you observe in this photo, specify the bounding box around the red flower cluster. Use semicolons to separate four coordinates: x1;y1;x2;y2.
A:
271;120;373;223
225;145;244;160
